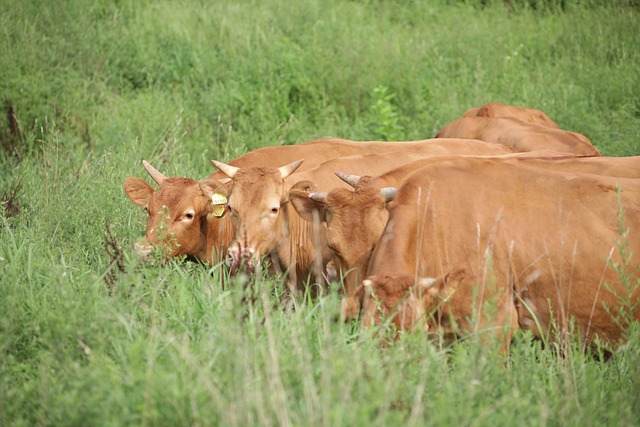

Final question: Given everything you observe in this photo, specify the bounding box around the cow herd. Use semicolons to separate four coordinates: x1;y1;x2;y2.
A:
123;102;639;352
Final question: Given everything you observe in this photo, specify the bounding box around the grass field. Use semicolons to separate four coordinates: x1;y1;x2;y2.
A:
1;0;640;425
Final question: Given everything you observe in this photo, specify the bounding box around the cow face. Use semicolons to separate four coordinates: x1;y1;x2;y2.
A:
123;161;227;263
211;159;303;274
358;275;427;334
350;272;463;337
290;184;395;297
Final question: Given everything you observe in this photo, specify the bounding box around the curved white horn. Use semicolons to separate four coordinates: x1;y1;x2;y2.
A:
335;171;362;189
418;277;437;289
142;160;167;185
211;160;240;178
278;159;304;179
379;187;397;203
309;192;328;203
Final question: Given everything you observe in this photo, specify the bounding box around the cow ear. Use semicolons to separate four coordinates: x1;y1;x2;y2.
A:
289;186;327;223
290;179;317;193
200;178;230;217
123;177;154;207
199;178;228;199
418;268;465;301
476;103;494;118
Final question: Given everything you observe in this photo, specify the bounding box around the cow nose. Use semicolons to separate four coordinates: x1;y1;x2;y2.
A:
134;239;152;257
228;246;255;260
133;239;156;265
227;246;241;262
227;246;257;274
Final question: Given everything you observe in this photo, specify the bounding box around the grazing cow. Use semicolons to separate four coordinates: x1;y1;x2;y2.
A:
208;139;516;296
291;152;619;299
463;102;559;128
123;161;233;263
435;116;599;156
290;159;435;298
347;157;640;350
123;138;385;264
295;154;640;303
123;137;510;265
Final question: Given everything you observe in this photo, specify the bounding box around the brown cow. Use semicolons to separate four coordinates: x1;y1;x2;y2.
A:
291;152;630;299
435;116;599;156
290;160;430;298
347;157;640;351
463;102;560;128
123;137;511;265
208;139;516;296
123;161;232;263
123;138;382;265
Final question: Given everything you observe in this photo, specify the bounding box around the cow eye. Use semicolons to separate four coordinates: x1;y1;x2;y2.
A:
271;207;279;214
185;213;194;220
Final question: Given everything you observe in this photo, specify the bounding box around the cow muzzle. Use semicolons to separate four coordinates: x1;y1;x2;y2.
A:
226;246;258;275
133;239;156;265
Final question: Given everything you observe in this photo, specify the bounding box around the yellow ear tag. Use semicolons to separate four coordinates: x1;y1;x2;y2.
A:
211;193;228;217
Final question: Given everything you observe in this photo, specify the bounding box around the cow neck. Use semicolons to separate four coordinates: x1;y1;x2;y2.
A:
199;213;234;264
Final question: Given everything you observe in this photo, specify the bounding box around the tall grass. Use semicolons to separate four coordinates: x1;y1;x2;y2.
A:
1;0;639;425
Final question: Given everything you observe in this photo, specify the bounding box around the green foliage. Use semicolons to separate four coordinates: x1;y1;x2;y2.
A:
1;0;639;425
366;85;405;141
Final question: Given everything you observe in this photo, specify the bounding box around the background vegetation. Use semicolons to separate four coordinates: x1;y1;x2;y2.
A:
1;0;639;425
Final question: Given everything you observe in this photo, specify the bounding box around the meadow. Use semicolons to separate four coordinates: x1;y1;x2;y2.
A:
1;0;639;425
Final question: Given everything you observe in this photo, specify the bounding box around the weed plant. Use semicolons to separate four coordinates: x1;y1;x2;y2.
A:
1;0;639;425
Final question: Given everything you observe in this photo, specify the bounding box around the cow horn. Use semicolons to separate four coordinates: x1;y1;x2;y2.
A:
309;192;327;203
335;171;362;189
278;159;304;179
379;187;397;202
418;277;437;288
362;279;373;301
211;160;240;178
142;160;166;185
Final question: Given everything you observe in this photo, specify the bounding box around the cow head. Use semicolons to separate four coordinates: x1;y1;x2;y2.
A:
289;171;397;297
343;270;464;336
211;158;304;274
123;161;231;263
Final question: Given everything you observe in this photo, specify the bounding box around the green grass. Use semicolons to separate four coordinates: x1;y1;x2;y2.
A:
1;0;639;425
